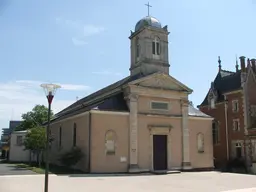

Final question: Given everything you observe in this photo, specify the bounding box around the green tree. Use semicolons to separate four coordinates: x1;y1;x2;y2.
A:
23;127;47;166
16;105;54;131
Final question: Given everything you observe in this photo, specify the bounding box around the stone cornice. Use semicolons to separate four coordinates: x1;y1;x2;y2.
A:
223;89;242;96
138;112;182;118
147;124;172;133
124;93;139;102
181;99;189;107
129;26;169;39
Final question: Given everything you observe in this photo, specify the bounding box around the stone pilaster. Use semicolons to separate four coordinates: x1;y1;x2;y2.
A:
126;93;139;172
181;99;192;169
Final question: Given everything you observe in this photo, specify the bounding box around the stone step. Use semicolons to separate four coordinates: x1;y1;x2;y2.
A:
151;170;181;175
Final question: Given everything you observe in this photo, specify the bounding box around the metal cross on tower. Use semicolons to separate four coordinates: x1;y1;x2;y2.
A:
145;2;152;16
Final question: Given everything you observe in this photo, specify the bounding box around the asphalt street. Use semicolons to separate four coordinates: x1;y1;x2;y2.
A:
0;161;36;175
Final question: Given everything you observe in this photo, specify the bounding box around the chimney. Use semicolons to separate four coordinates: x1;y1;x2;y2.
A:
251;58;256;72
239;56;246;72
211;81;215;89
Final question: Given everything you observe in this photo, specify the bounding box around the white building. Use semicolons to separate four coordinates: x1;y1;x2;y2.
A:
9;130;30;162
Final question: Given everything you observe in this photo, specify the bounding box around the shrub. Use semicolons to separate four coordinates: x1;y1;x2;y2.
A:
59;147;83;168
225;158;247;173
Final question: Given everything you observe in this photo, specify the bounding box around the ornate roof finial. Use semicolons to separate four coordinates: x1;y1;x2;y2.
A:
235;55;239;72
218;56;222;72
145;2;152;16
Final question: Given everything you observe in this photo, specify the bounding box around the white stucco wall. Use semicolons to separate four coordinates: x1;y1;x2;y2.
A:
9;131;30;162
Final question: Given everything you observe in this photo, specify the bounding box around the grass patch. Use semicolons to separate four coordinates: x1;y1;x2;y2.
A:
14;162;84;175
15;163;48;174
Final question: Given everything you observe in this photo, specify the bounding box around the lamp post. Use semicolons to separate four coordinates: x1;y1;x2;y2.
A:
41;83;61;192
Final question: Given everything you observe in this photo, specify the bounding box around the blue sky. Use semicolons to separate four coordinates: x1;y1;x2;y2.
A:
0;0;256;131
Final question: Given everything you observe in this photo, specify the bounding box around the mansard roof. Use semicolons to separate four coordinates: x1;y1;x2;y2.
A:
199;69;242;107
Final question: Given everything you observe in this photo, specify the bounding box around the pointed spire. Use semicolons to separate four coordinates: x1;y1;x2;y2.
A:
218;56;222;72
235;55;239;72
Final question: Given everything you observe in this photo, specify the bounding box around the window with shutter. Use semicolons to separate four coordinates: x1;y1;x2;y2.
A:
232;100;239;112
212;122;220;144
16;136;23;146
251;105;256;117
233;119;240;131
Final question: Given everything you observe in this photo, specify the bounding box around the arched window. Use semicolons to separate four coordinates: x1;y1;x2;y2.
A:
152;37;160;59
105;130;116;155
73;123;77;147
136;38;140;59
197;133;204;153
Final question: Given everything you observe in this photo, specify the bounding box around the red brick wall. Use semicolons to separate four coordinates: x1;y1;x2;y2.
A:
225;92;245;140
246;69;256;129
199;91;245;166
200;103;227;166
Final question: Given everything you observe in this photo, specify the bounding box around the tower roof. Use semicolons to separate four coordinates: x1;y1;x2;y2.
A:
135;16;162;32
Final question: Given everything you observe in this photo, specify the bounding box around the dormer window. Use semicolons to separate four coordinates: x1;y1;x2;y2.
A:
210;98;215;109
152;37;160;59
208;86;217;109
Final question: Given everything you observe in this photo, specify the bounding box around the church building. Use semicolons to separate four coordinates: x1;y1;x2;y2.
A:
48;13;214;173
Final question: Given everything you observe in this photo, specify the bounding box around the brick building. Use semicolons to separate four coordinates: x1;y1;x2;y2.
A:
198;56;256;168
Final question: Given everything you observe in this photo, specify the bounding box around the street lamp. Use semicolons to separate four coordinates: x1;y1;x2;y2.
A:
41;83;61;192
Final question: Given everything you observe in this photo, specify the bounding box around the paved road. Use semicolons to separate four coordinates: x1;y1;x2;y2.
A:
0;172;256;192
0;162;36;175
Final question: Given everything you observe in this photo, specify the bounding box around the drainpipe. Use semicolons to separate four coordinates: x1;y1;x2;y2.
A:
88;111;92;173
224;97;229;160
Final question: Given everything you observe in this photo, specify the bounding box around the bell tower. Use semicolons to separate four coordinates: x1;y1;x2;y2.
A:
129;8;170;76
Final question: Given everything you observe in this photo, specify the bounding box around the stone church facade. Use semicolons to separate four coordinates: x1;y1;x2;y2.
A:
48;15;214;173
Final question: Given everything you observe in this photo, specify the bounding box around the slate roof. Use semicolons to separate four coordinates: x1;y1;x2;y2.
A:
199;69;242;107
50;72;211;124
52;73;149;123
188;105;211;118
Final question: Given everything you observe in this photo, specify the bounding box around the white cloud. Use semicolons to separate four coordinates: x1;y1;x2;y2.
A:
0;80;91;128
72;37;88;46
55;17;105;46
92;70;122;77
15;80;90;91
83;25;105;36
